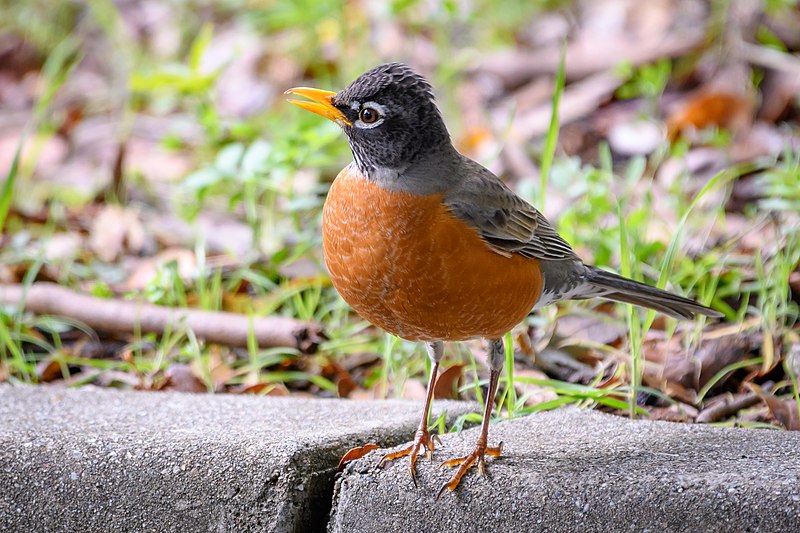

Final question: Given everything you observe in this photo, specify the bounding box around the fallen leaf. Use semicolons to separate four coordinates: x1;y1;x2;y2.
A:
697;334;762;391
93;370;142;389
347;387;379;401
401;378;427;402
647;332;761;398
433;364;464;400
233;382;290;396
759;70;800;123
0;132;68;179
158;364;206;393
322;358;358;398
35;358;64;383
337;443;379;472
666;91;753;142
41;233;83;262
607;118;664;155
761;393;800;431
556;314;627;346
455;126;492;158
123;247;196;291
339;352;381;372
513;368;559;407
89;205;147;262
191;349;236;392
647;405;691;422
789;270;800;302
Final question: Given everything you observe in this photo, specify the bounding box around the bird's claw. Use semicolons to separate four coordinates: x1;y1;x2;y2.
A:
436;441;503;498
379;427;442;485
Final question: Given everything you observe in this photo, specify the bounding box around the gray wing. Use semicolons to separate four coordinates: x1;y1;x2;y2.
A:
443;157;578;261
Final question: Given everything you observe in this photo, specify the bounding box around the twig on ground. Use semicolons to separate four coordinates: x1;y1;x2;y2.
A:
509;71;623;141
735;41;800;77
0;283;326;353
696;392;760;423
476;27;706;88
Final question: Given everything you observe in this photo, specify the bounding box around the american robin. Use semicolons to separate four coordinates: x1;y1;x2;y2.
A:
286;63;722;496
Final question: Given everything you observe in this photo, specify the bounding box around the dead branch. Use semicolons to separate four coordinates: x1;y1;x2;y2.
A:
0;283;326;353
736;41;800;77
509;71;623;141
476;27;706;88
696;392;760;424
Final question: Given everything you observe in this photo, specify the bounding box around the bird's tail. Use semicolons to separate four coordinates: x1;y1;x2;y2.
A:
582;265;722;320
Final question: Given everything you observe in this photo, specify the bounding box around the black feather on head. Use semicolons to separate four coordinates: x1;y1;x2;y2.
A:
331;63;450;173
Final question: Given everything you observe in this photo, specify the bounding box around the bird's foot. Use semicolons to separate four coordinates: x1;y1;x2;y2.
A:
437;441;503;498
379;428;442;487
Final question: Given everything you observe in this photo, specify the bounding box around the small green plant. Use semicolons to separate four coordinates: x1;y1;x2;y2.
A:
616;59;672;115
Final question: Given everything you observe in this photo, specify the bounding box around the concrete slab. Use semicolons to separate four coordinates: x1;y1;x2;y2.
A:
0;385;472;533
330;409;800;533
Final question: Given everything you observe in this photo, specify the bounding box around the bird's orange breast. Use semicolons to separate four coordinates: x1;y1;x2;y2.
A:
322;165;543;342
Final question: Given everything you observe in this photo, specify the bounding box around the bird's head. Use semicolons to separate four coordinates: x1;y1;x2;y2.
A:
286;63;451;173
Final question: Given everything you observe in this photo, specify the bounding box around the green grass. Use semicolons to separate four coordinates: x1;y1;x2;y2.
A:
537;41;566;210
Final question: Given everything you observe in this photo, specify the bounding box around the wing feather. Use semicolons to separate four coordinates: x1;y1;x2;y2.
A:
444;157;578;261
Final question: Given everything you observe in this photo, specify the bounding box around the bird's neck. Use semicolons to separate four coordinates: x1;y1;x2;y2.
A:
357;143;462;196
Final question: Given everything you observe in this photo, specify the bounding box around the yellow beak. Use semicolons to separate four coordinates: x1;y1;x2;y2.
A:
284;87;352;126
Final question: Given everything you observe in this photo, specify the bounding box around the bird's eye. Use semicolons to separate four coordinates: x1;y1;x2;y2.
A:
359;106;381;124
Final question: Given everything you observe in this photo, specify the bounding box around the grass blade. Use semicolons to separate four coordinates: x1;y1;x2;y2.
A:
538;41;566;209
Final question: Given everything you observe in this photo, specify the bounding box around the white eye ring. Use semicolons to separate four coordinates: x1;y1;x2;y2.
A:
354;101;386;129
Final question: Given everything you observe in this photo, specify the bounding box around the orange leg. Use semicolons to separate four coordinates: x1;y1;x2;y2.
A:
379;341;444;486
438;338;505;498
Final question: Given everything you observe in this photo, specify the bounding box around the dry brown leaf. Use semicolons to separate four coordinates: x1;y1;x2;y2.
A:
200;349;236;391
534;346;597;383
401;378;427;402
647;405;691;423
124;138;192;183
0;132;68;178
666;91;753;142
556;314;627;346
761;393;800;431
759;70;800;123
35;358;64;383
322;358;358;398
433;364;464;400
339;352;381;372
790;270;800;301
233;382;290;396
455;126;492;158
158;364;206;393
92;370;142;389
89;205;146;262
673;384;702;407
0;263;17;284
41;233;83;262
513;367;559;407
646;332;761;400
123;247;196;291
607;118;664;156
347;387;379;401
277;258;323;280
337;443;379;472
697;334;762;391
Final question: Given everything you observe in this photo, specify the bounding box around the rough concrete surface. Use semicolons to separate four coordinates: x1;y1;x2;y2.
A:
330;409;800;533
0;385;471;533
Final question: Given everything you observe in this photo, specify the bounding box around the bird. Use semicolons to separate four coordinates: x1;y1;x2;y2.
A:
285;62;722;496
